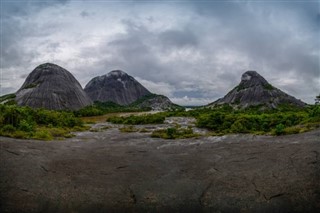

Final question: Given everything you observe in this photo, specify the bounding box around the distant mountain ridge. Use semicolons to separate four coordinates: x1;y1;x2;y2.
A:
208;71;306;109
1;65;308;111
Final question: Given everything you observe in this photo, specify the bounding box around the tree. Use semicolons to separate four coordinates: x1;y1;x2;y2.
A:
315;94;320;105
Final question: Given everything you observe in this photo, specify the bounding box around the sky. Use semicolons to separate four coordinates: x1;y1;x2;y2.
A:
1;0;319;106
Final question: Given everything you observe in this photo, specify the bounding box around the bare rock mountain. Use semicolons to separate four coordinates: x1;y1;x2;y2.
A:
84;70;152;105
209;71;306;108
15;63;92;110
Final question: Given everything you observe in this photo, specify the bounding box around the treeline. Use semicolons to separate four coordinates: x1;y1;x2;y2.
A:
74;101;150;117
107;113;166;125
0;105;85;140
194;104;320;135
106;104;320;136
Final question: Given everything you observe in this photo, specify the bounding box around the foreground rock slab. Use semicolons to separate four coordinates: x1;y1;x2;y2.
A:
1;128;319;212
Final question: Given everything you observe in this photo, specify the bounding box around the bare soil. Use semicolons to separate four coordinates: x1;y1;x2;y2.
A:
0;123;319;212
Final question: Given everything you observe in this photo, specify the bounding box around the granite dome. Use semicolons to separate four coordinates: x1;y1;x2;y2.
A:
84;70;151;105
15;63;92;110
209;71;306;108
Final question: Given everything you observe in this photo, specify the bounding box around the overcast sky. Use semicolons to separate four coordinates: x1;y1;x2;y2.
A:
1;0;319;105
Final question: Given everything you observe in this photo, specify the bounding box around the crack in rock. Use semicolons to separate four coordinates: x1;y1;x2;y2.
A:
251;179;261;198
5;149;20;155
129;187;137;205
252;179;285;201
40;165;49;172
199;180;214;207
267;193;285;200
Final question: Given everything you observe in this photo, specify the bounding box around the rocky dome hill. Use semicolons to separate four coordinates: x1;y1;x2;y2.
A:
84;70;151;105
84;70;180;110
15;63;92;110
208;71;306;109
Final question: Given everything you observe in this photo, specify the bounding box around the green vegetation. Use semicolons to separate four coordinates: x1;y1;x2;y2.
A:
25;83;38;89
75;94;183;117
0;93;16;105
129;93;158;108
74;101;149;117
263;83;274;90
151;127;200;139
119;125;139;132
107;113;166;125
0;93;16;102
0;105;87;140
1;94;319;140
194;104;320;135
236;85;247;91
108;104;320;137
315;94;320;105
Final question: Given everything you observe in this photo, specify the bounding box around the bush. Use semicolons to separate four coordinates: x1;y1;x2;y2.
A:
107;113;166;125
11;130;29;139
274;124;285;135
19;120;35;132
33;130;53;141
283;126;301;134
0;105;84;140
119;126;139;132
151;127;199;139
1;124;16;133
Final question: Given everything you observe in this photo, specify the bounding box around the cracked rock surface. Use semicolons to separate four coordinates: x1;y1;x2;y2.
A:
1;128;319;212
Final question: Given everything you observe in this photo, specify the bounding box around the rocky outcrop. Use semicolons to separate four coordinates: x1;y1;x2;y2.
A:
15;63;92;110
84;70;152;105
209;71;306;108
131;94;183;111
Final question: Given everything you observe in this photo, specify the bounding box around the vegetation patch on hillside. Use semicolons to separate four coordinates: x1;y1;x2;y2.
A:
74;101;149;117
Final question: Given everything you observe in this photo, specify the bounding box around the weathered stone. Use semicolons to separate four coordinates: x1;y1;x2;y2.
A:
1;127;319;212
84;70;151;105
15;63;92;110
133;94;181;111
209;71;306;108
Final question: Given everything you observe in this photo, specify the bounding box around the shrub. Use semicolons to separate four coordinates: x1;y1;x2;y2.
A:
119;126;139;132
283;126;301;134
33;130;53;141
151;127;199;139
11;130;29;139
107;113;165;125
0;105;84;140
1;124;16;133
19;120;35;132
274;124;285;135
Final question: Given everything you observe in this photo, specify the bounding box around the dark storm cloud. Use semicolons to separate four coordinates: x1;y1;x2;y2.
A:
80;11;90;17
1;0;319;105
159;28;198;48
183;0;319;102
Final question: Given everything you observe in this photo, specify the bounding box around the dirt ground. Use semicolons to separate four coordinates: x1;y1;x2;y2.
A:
0;123;319;212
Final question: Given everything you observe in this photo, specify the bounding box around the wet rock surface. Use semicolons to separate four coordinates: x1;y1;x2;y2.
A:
1;126;319;212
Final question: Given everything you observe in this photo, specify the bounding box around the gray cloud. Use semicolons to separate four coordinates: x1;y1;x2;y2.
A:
159;28;198;49
1;0;319;105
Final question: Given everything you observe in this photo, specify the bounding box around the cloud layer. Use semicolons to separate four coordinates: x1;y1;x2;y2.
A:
1;0;319;105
